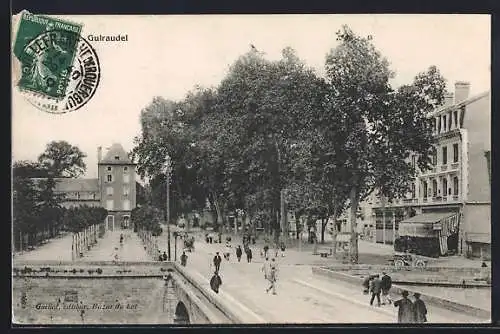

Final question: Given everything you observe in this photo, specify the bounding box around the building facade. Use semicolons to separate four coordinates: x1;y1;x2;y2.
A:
371;82;491;259
50;143;137;231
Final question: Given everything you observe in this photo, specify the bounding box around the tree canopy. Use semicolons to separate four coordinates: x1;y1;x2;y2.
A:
132;26;447;262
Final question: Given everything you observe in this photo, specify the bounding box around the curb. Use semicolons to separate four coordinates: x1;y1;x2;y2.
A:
312;267;490;320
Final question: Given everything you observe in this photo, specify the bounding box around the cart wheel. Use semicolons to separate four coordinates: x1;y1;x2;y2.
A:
394;259;405;269
415;260;426;269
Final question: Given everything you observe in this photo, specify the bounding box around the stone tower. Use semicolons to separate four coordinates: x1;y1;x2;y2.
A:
97;143;137;231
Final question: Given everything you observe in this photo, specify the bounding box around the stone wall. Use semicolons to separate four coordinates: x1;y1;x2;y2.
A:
13;277;165;324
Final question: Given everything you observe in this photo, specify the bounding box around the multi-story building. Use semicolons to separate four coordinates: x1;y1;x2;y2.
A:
371;82;490;259
46;143;137;231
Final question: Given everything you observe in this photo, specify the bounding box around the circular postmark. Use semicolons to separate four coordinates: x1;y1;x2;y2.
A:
16;29;101;114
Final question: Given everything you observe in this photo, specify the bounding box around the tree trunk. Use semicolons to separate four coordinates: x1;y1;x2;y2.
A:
349;186;359;264
321;218;327;244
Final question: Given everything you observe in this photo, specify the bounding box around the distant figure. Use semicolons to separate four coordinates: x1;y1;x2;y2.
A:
261;257;270;280
213;252;222;272
180;251;188;266
369;274;382;307
381;271;393;305
161;251;167;261
236;245;243;262
210;271;222;294
266;258;278;295
246;247;253;263
394;290;415;323
120;234;124;244
413;293;427;323
280;242;286;257
224;243;231;261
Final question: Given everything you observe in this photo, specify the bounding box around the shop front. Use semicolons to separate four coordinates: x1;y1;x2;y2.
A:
396;212;460;258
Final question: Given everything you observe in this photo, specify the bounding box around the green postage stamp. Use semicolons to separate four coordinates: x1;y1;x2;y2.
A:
12;11;101;113
13;12;82;99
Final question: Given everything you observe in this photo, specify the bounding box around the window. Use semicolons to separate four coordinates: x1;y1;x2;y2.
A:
432;179;438;197
453;143;459;163
411;184;416;198
106;200;114;210
448;112;452;130
77;192;80;199
432;148;437;166
106;186;113;196
114;156;120;160
123;199;131;211
123;174;130;183
437;117;441;133
453;177;459;196
123;166;128;174
123;185;129;196
106;174;112;182
92;193;96;200
411;155;416;170
442;146;447;165
107;166;112;171
443;115;447;132
442;178;447;197
423;181;428;198
454;110;458;129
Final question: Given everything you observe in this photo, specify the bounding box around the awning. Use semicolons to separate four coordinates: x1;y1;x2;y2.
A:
398;212;457;238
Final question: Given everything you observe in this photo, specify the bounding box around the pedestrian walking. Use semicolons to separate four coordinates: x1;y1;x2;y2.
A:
369;274;382;307
236;245;243;262
394;290;415;323
180;251;188;267
246;247;253;263
362;275;374;295
266;258;278;295
413;293;427;323
261;257;270;279
381;271;393;305
263;245;269;258
213;252;222;272
210;271;222;294
224;243;231;261
162;251;168;261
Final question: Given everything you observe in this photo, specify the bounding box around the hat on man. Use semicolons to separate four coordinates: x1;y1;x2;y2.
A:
402;290;409;297
414;292;421;298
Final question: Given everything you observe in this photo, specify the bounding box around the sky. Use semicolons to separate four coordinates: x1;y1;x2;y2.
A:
12;14;491;179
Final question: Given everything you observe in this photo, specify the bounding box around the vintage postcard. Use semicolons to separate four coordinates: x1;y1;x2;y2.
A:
11;13;491;325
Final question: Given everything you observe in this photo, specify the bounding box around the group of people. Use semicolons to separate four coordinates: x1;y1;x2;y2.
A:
363;271;428;323
261;242;286;259
363;271;393;307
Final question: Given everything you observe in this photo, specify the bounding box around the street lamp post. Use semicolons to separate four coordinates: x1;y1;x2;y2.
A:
164;155;172;261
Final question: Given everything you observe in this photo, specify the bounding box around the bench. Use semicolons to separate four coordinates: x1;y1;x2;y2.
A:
319;249;332;258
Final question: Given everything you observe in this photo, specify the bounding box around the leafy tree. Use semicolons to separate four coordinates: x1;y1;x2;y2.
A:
38;140;87;177
325;26;445;263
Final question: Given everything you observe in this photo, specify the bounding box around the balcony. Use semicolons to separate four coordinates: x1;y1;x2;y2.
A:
422;198;428;203
432;197;442;203
452;195;459;201
451;162;459;170
440;165;448;171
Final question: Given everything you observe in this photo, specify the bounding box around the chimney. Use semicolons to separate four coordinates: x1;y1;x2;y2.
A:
97;146;102;163
443;92;454;107
454;81;470;104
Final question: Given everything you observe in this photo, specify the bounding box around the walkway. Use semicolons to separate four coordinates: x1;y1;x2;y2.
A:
79;230;150;262
13;233;73;262
155;231;485;323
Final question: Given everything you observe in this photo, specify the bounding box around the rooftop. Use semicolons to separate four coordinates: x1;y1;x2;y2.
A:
99;143;135;165
32;178;99;192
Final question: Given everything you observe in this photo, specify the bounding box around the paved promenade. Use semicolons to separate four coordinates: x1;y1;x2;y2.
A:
13;229;150;263
13;233;73;262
